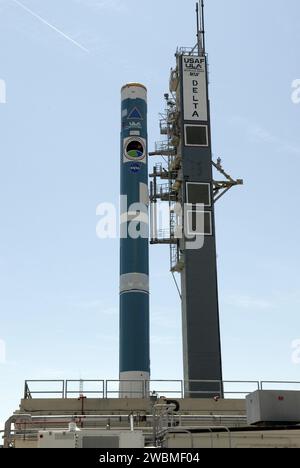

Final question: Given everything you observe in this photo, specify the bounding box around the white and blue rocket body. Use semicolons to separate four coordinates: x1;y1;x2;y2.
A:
119;83;150;397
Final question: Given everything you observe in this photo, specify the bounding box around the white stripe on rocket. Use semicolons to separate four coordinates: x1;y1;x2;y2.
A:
120;273;149;293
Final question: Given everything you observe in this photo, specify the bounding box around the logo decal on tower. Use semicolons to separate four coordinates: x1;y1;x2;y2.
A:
182;55;208;121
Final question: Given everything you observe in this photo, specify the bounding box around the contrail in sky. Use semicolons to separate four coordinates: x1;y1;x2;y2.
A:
10;0;90;53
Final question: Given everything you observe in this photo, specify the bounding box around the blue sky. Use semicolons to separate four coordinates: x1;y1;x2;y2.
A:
1;0;300;429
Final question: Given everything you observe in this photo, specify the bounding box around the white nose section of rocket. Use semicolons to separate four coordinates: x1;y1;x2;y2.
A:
121;83;147;102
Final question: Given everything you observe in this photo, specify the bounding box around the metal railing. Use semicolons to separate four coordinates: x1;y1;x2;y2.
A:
106;379;145;398
23;379;300;400
156;228;171;241
223;381;260;398
260;381;300;391
177;46;200;56
65;380;105;399
24;380;65;399
177;46;208;57
24;380;105;399
106;379;184;399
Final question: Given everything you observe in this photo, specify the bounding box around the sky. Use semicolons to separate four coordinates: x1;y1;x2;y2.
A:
0;0;300;431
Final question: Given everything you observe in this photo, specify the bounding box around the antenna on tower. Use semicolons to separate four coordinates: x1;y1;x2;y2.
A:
196;2;202;55
196;1;206;56
201;0;206;54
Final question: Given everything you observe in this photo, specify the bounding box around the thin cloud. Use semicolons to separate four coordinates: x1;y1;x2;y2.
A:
151;306;180;329
70;299;118;315
225;294;273;311
10;0;90;53
230;116;300;156
72;299;103;309
151;335;179;346
72;0;125;12
0;339;6;364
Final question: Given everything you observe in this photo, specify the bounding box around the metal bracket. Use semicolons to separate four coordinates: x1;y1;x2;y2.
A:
212;158;243;203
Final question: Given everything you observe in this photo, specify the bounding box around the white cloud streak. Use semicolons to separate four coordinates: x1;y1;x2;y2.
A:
0;339;6;364
72;0;124;12
225;294;273;311
10;0;90;53
230;116;300;156
151;335;179;346
70;299;118;316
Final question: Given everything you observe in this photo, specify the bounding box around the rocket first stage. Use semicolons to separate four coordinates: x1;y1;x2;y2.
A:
119;83;150;397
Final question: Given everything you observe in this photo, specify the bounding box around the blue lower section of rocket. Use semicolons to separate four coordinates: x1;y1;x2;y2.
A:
120;237;148;275
119;292;150;373
120;163;148;275
121;160;148;207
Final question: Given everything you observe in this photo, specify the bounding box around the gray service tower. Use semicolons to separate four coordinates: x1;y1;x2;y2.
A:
150;1;242;398
175;28;223;398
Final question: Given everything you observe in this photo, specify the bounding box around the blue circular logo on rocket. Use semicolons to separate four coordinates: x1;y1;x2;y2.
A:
124;137;146;162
